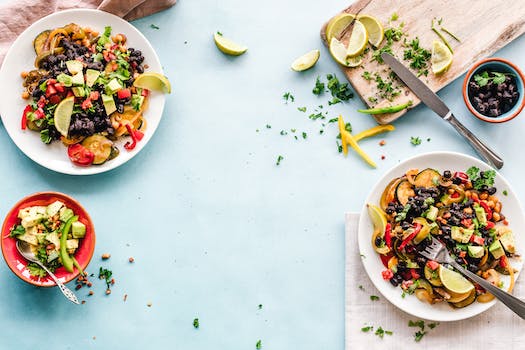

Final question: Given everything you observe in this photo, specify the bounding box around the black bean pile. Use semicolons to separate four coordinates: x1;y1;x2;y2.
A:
468;71;519;117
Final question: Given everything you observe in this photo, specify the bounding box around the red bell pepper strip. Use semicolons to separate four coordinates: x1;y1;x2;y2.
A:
479;201;492;220
124;124;144;150
398;223;422;250
384;223;392;249
380;253;392;268
454;171;469;184
21;105;32;130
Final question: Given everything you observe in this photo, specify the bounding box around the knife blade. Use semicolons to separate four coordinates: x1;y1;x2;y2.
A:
381;52;504;169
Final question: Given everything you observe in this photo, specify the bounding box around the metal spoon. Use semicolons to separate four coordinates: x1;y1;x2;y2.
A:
16;240;79;305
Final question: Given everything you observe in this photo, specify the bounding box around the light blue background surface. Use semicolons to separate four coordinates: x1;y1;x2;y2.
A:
0;1;524;349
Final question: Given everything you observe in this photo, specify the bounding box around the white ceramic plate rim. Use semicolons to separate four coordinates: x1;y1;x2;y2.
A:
357;151;525;321
0;9;165;175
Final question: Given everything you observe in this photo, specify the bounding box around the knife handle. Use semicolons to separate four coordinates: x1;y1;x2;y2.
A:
446;114;504;169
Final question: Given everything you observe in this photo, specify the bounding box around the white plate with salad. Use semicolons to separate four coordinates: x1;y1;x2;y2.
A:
0;9;168;175
358;151;525;321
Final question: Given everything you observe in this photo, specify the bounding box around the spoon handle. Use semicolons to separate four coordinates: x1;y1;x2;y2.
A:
38;262;80;305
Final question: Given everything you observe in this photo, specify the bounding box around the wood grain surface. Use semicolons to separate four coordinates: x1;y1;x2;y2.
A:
320;0;525;124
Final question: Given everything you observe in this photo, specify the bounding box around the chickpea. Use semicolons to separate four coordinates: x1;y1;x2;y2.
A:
21;91;30;99
479;192;488;200
465;190;472;198
494;202;502;213
463;207;473;214
492;212;501;222
487;200;495;208
471;192;479;201
20;71;29;79
447;188;454;195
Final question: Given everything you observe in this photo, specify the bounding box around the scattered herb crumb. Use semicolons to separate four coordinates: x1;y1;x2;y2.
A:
280;130;288;136
302;132;307;139
258;304;263;309
297;106;307;112
193;318;199;328
256;340;262;349
282;92;294;103
358;285;364;291
375;326;393;338
328;117;338;123
370;295;380;301
503;190;508;196
276;155;284;166
99;267;113;290
410;136;422;145
427;138;431;142
312;76;325;95
216;31;223;36
409;320;439;342
308;112;324;121
361;326;373;332
150;24;160;29
390;12;399;21
362;71;373;81
266;124;272;129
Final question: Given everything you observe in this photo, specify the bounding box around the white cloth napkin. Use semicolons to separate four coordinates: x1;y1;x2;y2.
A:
345;212;525;350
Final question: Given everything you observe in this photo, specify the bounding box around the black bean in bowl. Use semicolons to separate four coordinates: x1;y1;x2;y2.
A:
468;71;519;117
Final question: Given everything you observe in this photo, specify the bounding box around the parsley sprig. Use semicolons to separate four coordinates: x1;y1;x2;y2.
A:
473;71;508;87
466;166;496;190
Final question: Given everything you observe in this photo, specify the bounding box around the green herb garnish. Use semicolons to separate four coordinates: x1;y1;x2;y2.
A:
410;136;422;145
466;166;496;190
282;92;294;103
276;155;284;166
312;76;325;95
256;340;262;349
99;267;113;289
193;318;199;328
370;295;379;301
150;24;160;30
297;107;306;112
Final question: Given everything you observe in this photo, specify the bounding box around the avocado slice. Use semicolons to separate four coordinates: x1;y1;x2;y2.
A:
72;221;86;238
467;245;484;258
451;226;474;243
499;231;515;254
66;60;83;75
489;239;505;259
85;69;100;87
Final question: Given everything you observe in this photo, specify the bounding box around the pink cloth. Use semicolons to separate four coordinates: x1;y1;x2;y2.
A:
0;0;176;63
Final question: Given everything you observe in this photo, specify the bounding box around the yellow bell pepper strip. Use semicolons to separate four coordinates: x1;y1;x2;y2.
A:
60;215;78;273
338;115;377;168
357;101;413;115
337;116;348;155
354;124;395;142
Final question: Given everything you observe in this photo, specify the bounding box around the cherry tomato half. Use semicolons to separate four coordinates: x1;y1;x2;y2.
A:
67;144;95;167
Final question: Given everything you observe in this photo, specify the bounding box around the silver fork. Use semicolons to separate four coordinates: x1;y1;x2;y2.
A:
420;236;525;319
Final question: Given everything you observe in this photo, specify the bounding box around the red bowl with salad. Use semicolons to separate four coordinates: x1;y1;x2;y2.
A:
1;192;95;287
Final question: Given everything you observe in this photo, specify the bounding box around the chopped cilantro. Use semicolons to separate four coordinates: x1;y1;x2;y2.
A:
258;304;263;309
410;136;422;145
370;295;379;301
503;190;508;196
358;285;364;291
297;106;307;112
266;124;271;129
362;71;373;80
99;267;113;289
361;326;373;332
27;263;47;278
403;37;431;77
328;118;338;123
193;318;199;328
308;112;324;120
216;31;223;36
276;155;284;166
466;166;496;190
282;92;294;103
302;132;307;139
390;12;399;21
326;73;354;101
9;224;25;237
312;76;325;95
150;24;160;30
280;130;288;136
256;340;262;349
474;71;510;87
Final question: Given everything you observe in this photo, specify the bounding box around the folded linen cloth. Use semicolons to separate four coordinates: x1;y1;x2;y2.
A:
0;0;176;63
345;212;524;350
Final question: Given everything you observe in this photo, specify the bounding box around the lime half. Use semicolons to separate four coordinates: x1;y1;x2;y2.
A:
439;265;475;294
213;32;247;56
133;72;171;93
291;49;320;71
54;96;75;137
431;40;453;75
357;14;384;47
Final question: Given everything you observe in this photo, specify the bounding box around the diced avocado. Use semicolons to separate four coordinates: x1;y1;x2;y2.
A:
20;206;47;228
66;239;79;254
72;221;86;238
71;72;84;86
60;207;74;222
46;200;64;217
102;94;117;115
47;250;59;262
56;73;73;87
106;78;123;95
17;232;39;246
451;226;474;243
45;231;60;249
66;60;83;75
474;203;487;226
489;239;505;259
72;86;86;97
425;205;439;221
18;206;46;220
499;231;515;254
467;245;484;258
85;69;100;87
131;94;145;110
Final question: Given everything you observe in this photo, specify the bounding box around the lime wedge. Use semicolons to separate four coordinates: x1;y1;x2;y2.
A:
291;49;320;71
346;20;368;57
439;265;474;294
357;14;384;47
329;38;363;68
133;72;171;93
213;32;247;56
326;13;355;42
367;204;387;234
431;40;453;75
54;96;75;137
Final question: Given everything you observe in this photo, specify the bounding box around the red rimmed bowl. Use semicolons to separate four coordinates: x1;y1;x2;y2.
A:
1;192;95;287
463;57;525;123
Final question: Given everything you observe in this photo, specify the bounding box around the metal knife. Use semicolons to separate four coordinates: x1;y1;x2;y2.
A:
381;52;504;169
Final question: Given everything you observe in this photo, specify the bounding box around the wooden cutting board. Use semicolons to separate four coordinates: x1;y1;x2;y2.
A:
320;0;525;124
